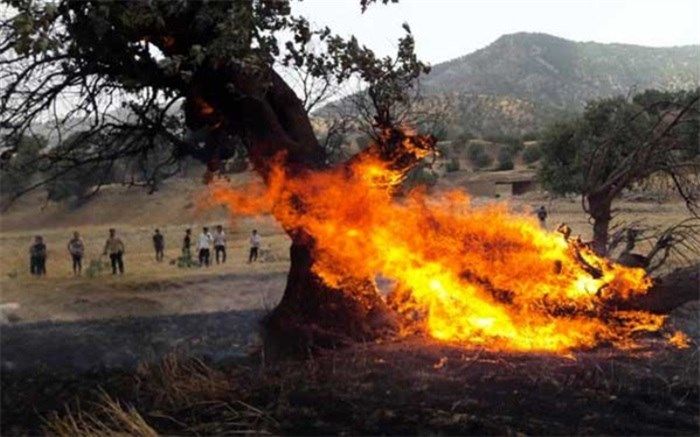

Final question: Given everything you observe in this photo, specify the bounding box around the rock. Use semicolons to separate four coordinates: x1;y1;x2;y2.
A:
0;302;20;325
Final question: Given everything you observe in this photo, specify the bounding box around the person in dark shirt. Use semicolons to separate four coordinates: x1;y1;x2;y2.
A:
213;225;227;264
536;205;548;229
67;231;85;275
153;229;165;262
182;228;192;259
29;235;47;276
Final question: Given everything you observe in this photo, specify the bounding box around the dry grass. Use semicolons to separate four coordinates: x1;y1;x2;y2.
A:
39;338;696;435
135;353;235;409
0;226;291;324
0;175;297;324
44;392;157;437
42;354;278;436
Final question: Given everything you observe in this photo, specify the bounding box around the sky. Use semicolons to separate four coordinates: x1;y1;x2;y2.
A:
292;0;700;65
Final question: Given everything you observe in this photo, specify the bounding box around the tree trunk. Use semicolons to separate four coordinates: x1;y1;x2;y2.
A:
587;193;612;256
616;264;699;313
186;67;396;353
263;238;397;355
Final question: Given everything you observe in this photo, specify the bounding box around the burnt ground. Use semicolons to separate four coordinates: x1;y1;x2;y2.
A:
2;339;698;435
1;309;264;373
2;324;699;435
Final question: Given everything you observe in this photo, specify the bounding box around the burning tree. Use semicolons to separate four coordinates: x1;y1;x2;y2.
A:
0;0;430;346
0;0;690;353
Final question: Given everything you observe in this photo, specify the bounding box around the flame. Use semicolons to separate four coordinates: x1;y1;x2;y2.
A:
205;135;685;353
667;331;691;349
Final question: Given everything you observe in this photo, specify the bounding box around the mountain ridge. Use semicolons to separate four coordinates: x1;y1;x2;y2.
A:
422;32;699;109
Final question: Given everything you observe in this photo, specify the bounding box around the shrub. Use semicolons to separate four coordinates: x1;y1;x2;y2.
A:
451;132;474;156
483;134;521;148
176;253;198;268
522;144;542;164
521;131;540;142
467;143;493;169
445;157;460;172
85;258;110;278
496;147;515;171
0;135;46;202
437;143;452;158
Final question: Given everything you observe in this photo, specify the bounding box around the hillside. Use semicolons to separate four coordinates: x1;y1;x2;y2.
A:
319;33;698;138
424;32;699;109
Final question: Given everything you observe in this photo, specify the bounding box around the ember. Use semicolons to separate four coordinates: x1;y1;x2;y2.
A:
207;132;687;353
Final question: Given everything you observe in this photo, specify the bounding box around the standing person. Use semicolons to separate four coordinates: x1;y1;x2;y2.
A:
103;228;125;275
248;229;261;263
197;227;213;267
213;225;227;264
67;231;85;275
152;229;165;262
29;235;47;276
536;205;548;229
182;228;192;259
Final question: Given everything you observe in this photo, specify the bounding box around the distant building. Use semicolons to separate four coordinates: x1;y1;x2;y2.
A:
463;171;539;197
495;177;538;196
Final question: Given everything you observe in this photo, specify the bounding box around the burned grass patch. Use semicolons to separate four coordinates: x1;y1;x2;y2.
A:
3;339;697;435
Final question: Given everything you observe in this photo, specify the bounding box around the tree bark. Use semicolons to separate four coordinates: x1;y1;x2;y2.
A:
587;192;613;256
615;264;699;313
186;66;396;353
264;240;397;355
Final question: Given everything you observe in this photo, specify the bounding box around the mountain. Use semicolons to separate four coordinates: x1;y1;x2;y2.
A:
318;33;698;138
423;32;699;109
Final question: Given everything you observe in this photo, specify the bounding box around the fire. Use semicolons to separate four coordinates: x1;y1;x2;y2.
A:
206;133;686;353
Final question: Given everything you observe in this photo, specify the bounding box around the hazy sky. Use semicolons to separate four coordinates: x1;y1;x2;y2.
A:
292;0;700;65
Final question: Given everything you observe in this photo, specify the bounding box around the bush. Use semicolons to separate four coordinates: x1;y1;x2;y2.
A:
46;163;111;203
0;135;46;202
496;148;514;171
437;143;452;159
521;131;540;142
451;132;473;156
483;134;521;148
522;144;542;164
445;157;461;172
85;258;110;278
467;143;493;169
176;253;198;268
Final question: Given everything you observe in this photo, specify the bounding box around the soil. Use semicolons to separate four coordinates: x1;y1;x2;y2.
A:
2;336;698;436
1;300;698;435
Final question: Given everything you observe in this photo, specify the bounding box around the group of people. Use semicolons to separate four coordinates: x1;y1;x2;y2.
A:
185;226;261;267
28;226;262;277
188;225;229;267
30;229;124;277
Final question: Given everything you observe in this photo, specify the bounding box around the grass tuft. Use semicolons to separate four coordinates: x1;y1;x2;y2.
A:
44;391;157;437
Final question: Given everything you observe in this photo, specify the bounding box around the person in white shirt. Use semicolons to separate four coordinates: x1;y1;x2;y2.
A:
248;229;261;263
197;226;213;267
213;225;227;264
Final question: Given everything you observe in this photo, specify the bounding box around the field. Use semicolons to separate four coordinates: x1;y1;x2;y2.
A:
1;172;698;435
1;174;693;324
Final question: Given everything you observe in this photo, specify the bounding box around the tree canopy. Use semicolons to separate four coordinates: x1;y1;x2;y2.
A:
1;0;428;203
538;89;699;255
